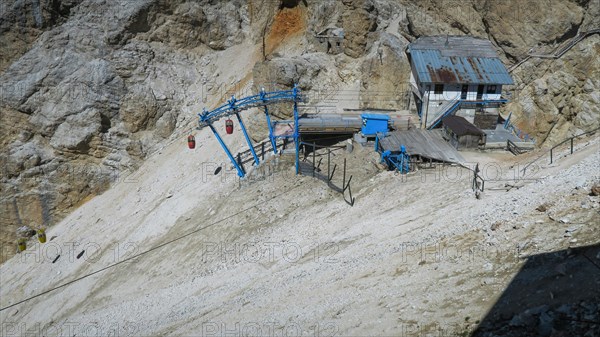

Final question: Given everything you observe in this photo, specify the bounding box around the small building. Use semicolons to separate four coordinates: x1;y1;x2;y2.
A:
314;27;344;55
406;36;514;129
442;115;486;150
361;113;390;136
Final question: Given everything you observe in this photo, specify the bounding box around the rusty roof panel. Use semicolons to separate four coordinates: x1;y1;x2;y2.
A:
408;36;514;85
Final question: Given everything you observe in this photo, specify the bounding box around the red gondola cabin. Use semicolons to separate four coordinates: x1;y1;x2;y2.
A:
225;119;234;134
187;135;196;149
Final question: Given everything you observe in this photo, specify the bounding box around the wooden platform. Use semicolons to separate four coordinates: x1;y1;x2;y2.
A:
378;129;465;164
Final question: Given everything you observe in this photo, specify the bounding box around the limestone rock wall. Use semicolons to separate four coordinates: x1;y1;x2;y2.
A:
0;0;254;261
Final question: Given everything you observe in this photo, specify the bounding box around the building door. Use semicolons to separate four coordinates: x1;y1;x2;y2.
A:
461;85;468;99
476;85;484;100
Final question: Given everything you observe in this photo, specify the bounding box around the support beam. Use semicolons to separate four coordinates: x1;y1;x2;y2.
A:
264;106;278;154
235;111;260;166
293;85;300;175
295;137;300;175
208;124;245;177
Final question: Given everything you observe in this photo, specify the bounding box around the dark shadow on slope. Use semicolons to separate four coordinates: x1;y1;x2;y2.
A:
472;243;600;337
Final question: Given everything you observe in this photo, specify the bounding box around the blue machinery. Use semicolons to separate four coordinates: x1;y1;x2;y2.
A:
198;86;303;178
380;146;411;174
374;133;411;174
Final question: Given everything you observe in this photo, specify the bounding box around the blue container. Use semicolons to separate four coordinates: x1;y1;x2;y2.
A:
361;113;390;136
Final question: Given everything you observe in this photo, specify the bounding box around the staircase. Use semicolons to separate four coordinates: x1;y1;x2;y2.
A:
425;98;461;129
507;139;529;155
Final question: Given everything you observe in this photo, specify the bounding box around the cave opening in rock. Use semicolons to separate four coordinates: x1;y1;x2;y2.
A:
279;0;307;9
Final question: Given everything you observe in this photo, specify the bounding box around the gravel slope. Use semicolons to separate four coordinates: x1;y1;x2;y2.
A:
1;125;598;336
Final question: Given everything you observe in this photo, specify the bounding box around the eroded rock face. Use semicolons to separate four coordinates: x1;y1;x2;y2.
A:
253;54;328;91
144;0;249;50
0;0;251;261
506;35;600;144
0;0;84;72
340;0;378;58
359;32;411;109
250;53;334;137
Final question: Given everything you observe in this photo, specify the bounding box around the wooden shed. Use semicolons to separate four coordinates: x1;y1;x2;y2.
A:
442;116;486;150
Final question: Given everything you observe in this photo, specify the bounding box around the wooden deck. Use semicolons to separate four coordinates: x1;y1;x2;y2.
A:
378;129;465;164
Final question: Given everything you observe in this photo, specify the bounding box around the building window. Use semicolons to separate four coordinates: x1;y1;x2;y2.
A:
461;84;468;99
477;84;484;100
434;84;444;95
487;85;497;94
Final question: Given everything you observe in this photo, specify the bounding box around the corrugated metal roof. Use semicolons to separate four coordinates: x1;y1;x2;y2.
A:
408;36;514;85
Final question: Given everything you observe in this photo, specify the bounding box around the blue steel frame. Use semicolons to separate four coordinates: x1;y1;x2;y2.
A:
198;85;303;178
261;90;278;155
292;85;300;175
380;147;410;174
208;124;245;177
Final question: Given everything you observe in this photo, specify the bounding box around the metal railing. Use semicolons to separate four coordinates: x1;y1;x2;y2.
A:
458;163;485;199
522;127;600;175
549;127;600;164
234;138;285;167
299;142;355;206
509;29;600;73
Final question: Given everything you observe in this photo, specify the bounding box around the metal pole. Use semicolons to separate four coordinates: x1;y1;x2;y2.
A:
235;111;260;166
264;106;278;154
550;148;553;164
327;149;331;185
294;100;300;175
343;158;347;188
209;124;245;177
570;137;573;154
312;143;316;177
295;138;300;175
504;112;512;129
237;153;245;175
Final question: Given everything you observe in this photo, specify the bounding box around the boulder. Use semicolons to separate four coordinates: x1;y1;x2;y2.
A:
50;108;101;153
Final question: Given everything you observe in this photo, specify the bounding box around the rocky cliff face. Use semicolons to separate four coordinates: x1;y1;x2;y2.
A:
1;0;598;260
0;0;84;72
506;34;600;144
0;0;255;261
